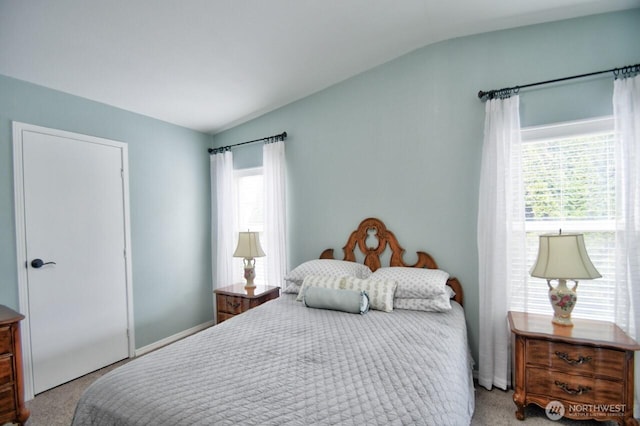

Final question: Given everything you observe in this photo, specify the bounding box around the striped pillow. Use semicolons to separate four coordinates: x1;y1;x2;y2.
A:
297;275;397;312
341;276;397;313
296;275;344;302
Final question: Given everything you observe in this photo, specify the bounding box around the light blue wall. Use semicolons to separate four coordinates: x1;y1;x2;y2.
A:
212;10;640;362
0;75;213;348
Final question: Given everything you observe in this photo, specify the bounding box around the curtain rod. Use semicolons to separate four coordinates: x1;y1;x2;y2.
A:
208;131;287;154
477;62;640;101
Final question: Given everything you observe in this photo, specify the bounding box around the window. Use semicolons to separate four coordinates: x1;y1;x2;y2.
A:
511;117;616;321
233;168;267;284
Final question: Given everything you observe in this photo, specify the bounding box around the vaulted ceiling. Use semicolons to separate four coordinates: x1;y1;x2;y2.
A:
1;0;637;133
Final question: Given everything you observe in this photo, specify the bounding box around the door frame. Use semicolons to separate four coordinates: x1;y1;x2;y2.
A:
12;122;135;400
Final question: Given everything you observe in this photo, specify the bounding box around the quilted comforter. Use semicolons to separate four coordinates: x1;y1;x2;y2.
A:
72;294;475;425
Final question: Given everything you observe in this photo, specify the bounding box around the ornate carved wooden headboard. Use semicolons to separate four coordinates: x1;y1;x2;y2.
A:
319;217;464;306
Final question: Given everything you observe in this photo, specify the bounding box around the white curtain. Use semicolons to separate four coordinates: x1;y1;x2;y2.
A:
477;95;525;390
211;150;236;291
263;141;288;287
613;73;640;416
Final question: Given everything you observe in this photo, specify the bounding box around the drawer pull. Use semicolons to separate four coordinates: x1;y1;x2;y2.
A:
227;301;241;309
554;381;591;396
555;351;592;365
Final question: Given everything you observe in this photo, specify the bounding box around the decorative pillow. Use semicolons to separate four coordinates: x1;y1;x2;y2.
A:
370;267;449;299
341;276;397;313
303;287;370;315
394;294;452;312
296;275;345;301
297;275;396;312
284;259;372;286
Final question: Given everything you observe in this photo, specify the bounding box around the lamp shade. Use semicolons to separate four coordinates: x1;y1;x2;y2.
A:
530;233;601;280
233;231;265;258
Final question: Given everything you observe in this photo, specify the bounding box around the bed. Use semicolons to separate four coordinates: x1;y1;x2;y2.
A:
72;218;475;425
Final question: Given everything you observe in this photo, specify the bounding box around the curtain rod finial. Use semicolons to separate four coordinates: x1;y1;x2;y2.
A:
478;90;486;99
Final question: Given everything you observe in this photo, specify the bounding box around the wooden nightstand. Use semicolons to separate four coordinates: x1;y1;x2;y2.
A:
0;305;29;426
508;311;640;425
214;284;279;324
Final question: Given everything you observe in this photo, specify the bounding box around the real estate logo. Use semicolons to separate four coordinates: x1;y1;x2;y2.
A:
545;400;627;421
545;400;565;421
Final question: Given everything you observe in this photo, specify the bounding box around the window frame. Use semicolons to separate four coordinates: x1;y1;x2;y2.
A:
512;116;616;321
232;166;266;285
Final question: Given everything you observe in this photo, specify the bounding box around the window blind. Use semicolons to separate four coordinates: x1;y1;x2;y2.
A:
511;119;616;321
233;169;267;285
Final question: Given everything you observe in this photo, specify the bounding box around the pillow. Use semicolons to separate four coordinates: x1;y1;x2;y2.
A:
340;276;397;313
394;294;452;312
370;267;449;299
297;275;397;312
282;283;302;294
285;259;372;286
303;287;370;314
296;275;345;301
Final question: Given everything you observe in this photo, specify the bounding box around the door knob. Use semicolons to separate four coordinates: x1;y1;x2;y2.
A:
31;259;57;268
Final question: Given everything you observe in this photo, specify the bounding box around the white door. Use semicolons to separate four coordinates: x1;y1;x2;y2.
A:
13;123;134;397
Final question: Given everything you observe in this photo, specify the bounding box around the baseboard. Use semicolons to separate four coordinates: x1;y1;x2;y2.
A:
134;320;215;357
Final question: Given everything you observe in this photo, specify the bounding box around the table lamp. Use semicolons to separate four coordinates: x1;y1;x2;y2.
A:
530;231;601;326
233;231;265;289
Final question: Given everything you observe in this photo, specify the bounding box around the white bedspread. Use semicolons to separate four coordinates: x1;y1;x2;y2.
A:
72;294;474;425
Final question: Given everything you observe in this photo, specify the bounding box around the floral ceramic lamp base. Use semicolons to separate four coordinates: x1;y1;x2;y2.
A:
548;279;577;326
243;257;256;289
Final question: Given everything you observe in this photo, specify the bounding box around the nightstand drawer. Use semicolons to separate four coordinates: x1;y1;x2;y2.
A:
526;339;625;379
0;356;13;384
0;306;28;425
526;366;623;405
0;385;16;420
214;285;280;324
217;296;249;315
0;328;10;354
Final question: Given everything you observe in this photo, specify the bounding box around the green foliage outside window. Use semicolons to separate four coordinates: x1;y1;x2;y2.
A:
523;134;615;222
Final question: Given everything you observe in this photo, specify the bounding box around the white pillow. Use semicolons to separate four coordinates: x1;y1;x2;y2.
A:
370;267;449;299
282;283;302;294
394;294;452;312
296;275;397;312
285;259;372;285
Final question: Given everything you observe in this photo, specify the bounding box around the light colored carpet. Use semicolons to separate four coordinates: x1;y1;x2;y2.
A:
471;386;617;426
21;360;128;426
16;365;619;426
